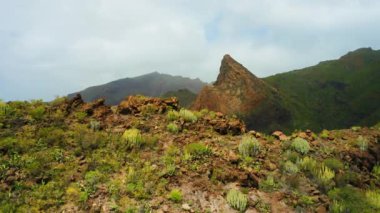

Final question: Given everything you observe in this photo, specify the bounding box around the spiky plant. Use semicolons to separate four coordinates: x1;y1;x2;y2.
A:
226;189;248;212
238;135;260;157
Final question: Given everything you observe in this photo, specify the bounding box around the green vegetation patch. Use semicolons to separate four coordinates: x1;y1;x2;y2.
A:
226;189;248;212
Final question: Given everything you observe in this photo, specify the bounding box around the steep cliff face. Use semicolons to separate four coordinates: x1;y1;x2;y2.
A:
192;55;291;132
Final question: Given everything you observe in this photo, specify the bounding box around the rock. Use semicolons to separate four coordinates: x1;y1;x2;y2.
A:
191;54;291;132
182;203;191;211
228;151;240;163
272;131;288;141
211;117;246;135
161;205;169;212
316;205;327;213
118;96;178;115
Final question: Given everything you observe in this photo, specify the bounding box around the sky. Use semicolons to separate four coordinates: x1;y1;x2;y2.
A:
1;0;380;101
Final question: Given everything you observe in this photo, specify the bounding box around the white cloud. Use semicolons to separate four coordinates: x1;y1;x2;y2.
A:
0;0;379;100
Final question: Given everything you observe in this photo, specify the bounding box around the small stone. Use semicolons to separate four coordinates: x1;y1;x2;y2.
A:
228;151;239;163
161;205;169;212
182;203;191;211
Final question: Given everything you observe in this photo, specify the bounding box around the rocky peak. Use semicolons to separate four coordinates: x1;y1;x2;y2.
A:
215;54;261;89
192;54;290;132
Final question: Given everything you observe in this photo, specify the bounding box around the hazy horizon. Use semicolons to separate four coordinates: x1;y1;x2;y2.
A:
1;0;380;101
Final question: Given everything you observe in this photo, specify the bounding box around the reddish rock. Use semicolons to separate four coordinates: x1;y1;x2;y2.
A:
192;54;290;131
272;131;288;141
117;96;178;115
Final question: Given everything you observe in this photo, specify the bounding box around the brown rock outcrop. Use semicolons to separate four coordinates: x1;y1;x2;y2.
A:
118;96;179;115
192;54;291;132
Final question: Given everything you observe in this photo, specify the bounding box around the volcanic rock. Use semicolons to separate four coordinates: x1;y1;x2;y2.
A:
192;54;291;132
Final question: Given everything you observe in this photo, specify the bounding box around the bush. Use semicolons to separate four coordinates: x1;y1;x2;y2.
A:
356;136;368;152
166;123;179;133
179;109;197;122
320;129;330;139
168;189;182;203
314;165;335;190
30;106;45;120
323;158;344;172
283;161;299;174
365;190;380;209
226;189;248;212
238;136;260;157
373;164;380;179
291;137;310;154
259;176;277;192
299;156;317;172
122;128;144;149
75;111;87;121
166;110;179;121
184;142;211;160
85;170;105;192
328;186;380;212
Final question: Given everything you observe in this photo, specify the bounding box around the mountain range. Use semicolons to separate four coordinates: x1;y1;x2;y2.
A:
69;47;380;132
68;72;205;105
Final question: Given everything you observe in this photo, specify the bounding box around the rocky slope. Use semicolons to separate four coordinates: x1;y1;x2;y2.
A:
192;54;291;132
0;96;379;212
68;72;206;105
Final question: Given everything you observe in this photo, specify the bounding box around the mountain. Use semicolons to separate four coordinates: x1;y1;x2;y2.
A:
192;48;380;132
68;72;206;105
264;47;380;131
161;89;197;108
192;54;291;132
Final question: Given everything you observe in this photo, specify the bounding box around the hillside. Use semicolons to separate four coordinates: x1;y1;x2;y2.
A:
68;72;206;105
0;96;379;212
161;89;198;108
192;55;291;133
264;47;380;132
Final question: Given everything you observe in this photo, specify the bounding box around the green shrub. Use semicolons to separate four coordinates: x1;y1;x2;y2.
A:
166;110;179;121
75;111;87;121
291;137;310;154
320;129;330;139
283;161;299;174
323;158;344;172
184;142;211;160
313;165;335;190
30;106;45;120
90;120;101;131
285;151;300;163
259;176;277;192
226;189;248;212
85;170;105;192
122;128;144;149
238;136;260;157
365;190;380;209
328;186;379;212
356;136;368;151
179;109;197;122
166;123;179;133
330;200;345;213
168;189;182;203
373;164;380;179
299;156;317;172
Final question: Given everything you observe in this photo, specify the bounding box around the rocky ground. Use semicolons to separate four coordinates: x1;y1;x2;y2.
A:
0;95;379;212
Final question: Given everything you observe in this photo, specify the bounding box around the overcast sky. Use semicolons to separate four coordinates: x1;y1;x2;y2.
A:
1;0;380;101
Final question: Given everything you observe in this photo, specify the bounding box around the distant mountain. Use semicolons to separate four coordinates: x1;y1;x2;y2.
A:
68;72;206;105
161;89;198;108
192;48;380;132
192;55;291;132
264;47;380;131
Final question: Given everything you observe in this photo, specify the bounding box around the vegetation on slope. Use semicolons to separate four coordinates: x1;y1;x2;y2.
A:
264;48;380;132
0;96;379;212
